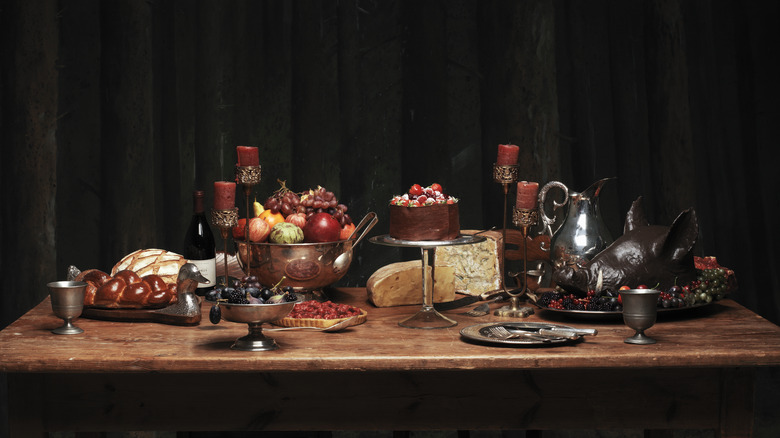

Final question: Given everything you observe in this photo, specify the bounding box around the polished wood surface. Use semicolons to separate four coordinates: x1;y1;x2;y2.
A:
1;289;779;436
2;289;780;373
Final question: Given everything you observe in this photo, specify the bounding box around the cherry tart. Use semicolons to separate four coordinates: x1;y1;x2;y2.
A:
271;300;367;328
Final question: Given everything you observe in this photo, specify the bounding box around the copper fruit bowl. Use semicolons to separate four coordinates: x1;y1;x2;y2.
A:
235;212;377;292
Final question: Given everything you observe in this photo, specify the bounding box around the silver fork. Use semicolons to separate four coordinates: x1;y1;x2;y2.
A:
488;325;551;342
489;325;587;340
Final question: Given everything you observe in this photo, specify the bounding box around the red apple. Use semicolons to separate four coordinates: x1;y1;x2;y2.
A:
285;212;307;229
303;212;342;243
248;217;271;242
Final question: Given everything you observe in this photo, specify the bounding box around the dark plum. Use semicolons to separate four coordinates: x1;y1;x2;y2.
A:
209;305;221;324
260;288;274;301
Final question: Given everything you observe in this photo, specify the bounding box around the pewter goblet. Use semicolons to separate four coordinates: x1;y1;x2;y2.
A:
619;289;661;344
48;281;87;335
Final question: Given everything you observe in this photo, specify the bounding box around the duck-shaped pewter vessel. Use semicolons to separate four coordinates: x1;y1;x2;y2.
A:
153;263;208;324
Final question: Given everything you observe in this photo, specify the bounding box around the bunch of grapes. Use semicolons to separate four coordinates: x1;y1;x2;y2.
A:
691;268;729;304
263;180;304;217
301;186;352;226
265;191;303;217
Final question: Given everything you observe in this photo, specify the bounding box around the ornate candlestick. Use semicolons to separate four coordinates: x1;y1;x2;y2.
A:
235;165;262;276
492;163;520;292
211;208;238;287
494;206;539;317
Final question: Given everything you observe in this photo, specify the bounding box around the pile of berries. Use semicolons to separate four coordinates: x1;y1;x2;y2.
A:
538;289;622;312
658;285;688;309
390;183;457;207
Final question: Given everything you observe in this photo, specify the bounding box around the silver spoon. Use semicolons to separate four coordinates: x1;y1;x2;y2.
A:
264;316;358;333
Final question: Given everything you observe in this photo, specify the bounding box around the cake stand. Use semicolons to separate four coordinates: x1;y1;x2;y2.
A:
370;234;486;329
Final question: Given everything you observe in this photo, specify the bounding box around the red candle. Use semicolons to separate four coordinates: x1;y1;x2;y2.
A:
496;144;519;166
214;181;236;210
516;181;539;209
236;146;259;166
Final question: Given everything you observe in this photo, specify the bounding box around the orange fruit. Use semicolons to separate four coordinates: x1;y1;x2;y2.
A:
259;209;285;228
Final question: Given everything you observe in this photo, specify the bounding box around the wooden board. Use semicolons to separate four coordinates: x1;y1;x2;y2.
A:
82;305;201;326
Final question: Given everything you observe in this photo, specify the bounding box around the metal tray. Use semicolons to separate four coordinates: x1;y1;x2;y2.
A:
535;301;713;320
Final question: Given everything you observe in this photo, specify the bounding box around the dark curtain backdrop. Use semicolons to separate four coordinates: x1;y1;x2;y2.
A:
2;0;778;330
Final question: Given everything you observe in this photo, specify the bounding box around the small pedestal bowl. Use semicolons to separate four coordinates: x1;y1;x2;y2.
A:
619;288;661;344
219;300;298;351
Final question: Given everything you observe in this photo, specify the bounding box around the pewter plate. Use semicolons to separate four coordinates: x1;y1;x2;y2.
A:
460;322;583;347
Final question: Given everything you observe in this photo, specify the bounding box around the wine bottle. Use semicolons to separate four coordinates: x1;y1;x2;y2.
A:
183;190;217;294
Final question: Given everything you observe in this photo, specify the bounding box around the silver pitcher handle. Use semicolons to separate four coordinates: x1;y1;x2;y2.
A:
538;181;569;241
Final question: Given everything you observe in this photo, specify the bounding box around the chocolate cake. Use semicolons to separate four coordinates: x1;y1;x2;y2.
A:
389;203;460;241
388;183;460;241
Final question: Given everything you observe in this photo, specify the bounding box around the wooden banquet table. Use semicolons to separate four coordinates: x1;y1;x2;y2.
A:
2;287;780;437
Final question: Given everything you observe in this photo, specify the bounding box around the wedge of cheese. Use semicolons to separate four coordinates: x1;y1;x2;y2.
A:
366;261;455;307
434;229;503;295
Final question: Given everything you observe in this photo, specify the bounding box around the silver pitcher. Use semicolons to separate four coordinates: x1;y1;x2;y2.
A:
538;178;614;269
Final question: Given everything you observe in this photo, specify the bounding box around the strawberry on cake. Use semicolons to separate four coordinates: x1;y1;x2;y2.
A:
388;183;460;241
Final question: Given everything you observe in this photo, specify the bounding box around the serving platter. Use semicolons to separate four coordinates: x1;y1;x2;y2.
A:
460;321;584;347
82;304;202;326
534;301;714;320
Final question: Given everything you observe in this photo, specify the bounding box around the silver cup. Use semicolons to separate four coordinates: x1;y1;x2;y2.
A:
619;288;661;344
48;281;87;335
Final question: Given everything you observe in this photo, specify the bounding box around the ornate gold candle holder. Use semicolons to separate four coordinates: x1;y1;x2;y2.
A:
235;165;262;276
211;208;239;286
492;163;520;292
494;206;539;318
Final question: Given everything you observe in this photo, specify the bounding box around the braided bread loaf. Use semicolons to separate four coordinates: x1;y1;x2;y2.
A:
75;269;179;309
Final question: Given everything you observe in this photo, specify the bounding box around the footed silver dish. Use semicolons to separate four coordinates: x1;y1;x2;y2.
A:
219;300;299;351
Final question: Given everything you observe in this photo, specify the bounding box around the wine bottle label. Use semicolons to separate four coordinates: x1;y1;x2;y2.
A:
189;258;217;288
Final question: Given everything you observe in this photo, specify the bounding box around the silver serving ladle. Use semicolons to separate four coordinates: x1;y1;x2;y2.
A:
332;212;378;274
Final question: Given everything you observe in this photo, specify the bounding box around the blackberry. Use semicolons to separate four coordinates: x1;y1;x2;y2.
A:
227;288;249;304
537;291;562;307
586;299;605;311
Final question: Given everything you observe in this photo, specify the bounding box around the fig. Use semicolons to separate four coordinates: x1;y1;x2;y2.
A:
269;222;304;244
